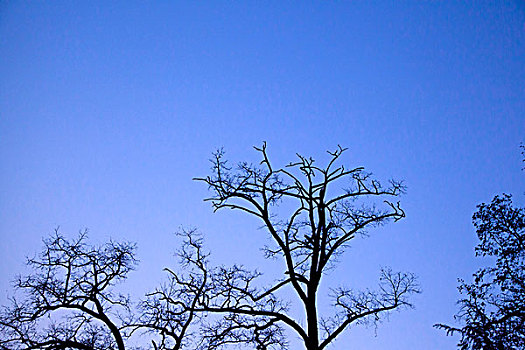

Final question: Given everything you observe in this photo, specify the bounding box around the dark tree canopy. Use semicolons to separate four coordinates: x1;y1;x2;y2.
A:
436;194;525;349
191;144;419;350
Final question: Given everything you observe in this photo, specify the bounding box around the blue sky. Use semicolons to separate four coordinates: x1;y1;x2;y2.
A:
1;2;524;349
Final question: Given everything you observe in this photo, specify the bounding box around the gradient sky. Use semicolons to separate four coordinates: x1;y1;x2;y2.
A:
1;2;524;349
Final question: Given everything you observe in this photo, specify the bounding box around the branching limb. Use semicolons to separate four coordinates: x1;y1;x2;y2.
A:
0;229;136;350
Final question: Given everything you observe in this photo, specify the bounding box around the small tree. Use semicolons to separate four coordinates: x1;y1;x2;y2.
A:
435;194;525;349
190;143;419;350
129;229;212;350
0;229;137;350
131;230;288;350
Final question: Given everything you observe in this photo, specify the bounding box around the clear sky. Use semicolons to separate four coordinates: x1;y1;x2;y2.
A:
0;1;524;349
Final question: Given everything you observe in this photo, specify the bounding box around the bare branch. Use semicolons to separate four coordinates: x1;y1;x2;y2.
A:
193;145;417;349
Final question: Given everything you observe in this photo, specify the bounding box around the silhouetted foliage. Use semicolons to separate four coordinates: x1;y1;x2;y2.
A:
187;143;419;350
0;229;137;350
435;194;525;349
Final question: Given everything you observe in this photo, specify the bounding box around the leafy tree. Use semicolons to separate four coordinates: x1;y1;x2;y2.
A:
435;195;525;349
187;143;419;350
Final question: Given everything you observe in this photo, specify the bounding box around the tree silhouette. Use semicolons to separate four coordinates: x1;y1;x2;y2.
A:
0;230;136;350
435;148;525;349
127;229;215;350
1;145;420;350
189;143;419;350
435;194;525;349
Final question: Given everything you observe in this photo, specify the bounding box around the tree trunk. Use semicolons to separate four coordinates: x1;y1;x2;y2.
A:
306;294;319;350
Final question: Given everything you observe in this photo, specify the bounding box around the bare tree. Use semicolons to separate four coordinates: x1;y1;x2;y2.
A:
0;229;136;350
129;228;287;350
0;229;222;350
0;229;285;350
128;229;210;350
190;143;419;350
1;145;419;350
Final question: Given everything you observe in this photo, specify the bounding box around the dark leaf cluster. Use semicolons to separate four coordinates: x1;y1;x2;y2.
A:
435;194;525;349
